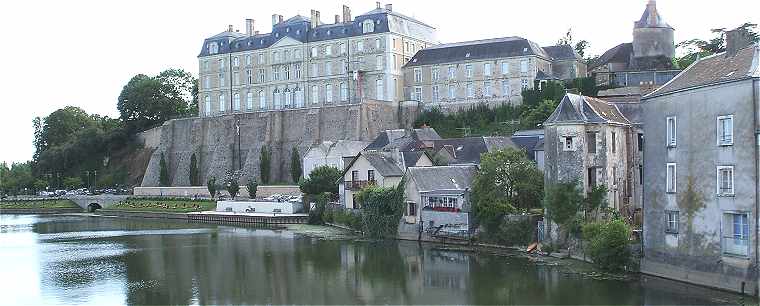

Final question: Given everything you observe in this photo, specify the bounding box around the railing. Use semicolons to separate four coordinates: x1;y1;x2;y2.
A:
344;180;375;191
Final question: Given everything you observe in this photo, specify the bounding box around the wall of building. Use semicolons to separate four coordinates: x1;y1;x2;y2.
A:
133;185;301;198
633;27;675;60
641;80;758;295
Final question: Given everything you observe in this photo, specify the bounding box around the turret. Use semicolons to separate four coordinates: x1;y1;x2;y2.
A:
632;0;675;65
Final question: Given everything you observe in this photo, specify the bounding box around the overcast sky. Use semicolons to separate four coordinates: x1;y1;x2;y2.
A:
1;0;758;164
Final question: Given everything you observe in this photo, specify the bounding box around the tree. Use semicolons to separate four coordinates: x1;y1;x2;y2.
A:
225;171;240;199
676;23;759;68
117;69;198;133
472;148;544;228
159;153;170;187
189;153;199;186
582;219;632;271
247;179;259;199
556;28;590;58
520;100;558;130
33;179;48;192
259;145;271;184
62;177;84;190
544;181;585;238
207;177;218;198
357;184;406;238
298;165;342;198
290;147;302;183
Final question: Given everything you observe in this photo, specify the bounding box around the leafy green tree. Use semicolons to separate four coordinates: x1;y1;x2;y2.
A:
544;181;585;238
225;172;240;199
676;22;759;68
357;184;406;238
584;185;609;220
298;165;341;199
1;162;35;195
259;145;271;184
117;69;198;133
290;147;302;183
556;28;590;58
582;219;632;271
520;100;558;130
159;153;170;187
472;148;543;229
62;177;84;190
33;179;48;192
207;177;217;198
189;153;199;186
246;179;258;199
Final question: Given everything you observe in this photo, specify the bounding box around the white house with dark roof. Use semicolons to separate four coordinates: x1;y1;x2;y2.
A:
640;30;760;295
302;140;370;179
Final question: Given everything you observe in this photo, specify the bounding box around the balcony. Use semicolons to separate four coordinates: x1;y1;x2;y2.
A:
344;180;376;191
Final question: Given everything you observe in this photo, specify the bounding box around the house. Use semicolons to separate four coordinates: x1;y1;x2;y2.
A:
640;30;760;295
511;129;545;170
302;140;369;179
364;127;442;151
398;165;478;240
340;150;432;209
432;136;517;165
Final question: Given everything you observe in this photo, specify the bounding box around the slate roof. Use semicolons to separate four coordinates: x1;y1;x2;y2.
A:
403;151;426;168
635;1;673;29
544;93;632;126
511;136;540;156
433;137;516;165
590;43;633;70
542;45;583;61
404;37;549;68
512;129;545;138
362;151;404;177
307;140;370;158
364;128;441;151
647;44;760;98
406;165;478;192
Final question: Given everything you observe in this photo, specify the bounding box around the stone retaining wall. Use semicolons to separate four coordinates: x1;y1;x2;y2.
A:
0;208;84;214
133;185;301;198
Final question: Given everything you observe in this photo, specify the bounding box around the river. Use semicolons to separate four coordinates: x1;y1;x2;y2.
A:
0;214;753;305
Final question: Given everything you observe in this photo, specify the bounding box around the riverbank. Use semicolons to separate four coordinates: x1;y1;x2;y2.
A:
0;199;83;214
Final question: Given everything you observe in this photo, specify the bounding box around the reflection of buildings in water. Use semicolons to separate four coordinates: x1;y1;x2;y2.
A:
422;249;469;290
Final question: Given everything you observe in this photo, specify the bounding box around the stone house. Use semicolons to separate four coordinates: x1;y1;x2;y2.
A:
302;140;369;179
640;32;760;295
398;165;478;240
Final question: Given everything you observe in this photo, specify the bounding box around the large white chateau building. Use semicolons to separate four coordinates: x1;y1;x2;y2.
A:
198;3;436;117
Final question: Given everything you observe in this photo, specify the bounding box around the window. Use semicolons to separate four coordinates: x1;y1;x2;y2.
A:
393;55;397;69
246;92;253;110
351;170;359;182
521;79;530;89
246;69;253;84
295;87;304;107
325;84;333;103
414;87;422;101
723;212;750;257
448;85;456;99
233;56;239;67
501;62;509;74
376;79;384;100
717;115;734;146
587;132;597;154
405;42;409;52
208;42;218;54
666;116;677;147
639;165;643;185
233;93;240;111
282;65;289;80
587;167;597;188
294;64;301;79
432;85;439;102
362;20;374;33
283;50;290;61
204;96;211;115
448;66;456;79
258;53;264;64
376;55;383;70
520;60;528;73
356;40;364;52
218;94;226;112
273;89;281;109
259;91;266;109
311;85;319;104
272;51;278;62
325;45;332;56
638;133;644;152
284;88;292;108
233;71;239;85
340;43;346;55
483;81;492;96
501;80;509;96
414;68;422;82
665;210;679;234
258;69;265;83
311;47;318;57
407;202;417;216
563;136;574;151
375;38;381;50
367;170;375;182
203;60;209;71
219;73;225;87
717;166;735;195
340;60;347;74
666;163;676;193
340;82;348;102
484;63;492;76
311;63;319;77
466;64;473;78
294;49;302;59
204;76;211;89
432;67;439;81
466;83;474;98
245;55;251;66
273;66;280;81
611;131;617;153
325;62;332;75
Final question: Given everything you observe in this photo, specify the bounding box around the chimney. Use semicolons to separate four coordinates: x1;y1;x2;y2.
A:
647;0;657;26
315;11;321;26
342;5;352;23
385;4;392;11
245;19;254;36
227;24;234;32
272;14;279;27
278;15;283;24
310;10;319;28
254;30;260;35
376;2;381;9
335;14;341;24
726;28;754;57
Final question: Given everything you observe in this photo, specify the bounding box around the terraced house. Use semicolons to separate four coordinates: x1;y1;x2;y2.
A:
197;2;436;117
402;37;586;111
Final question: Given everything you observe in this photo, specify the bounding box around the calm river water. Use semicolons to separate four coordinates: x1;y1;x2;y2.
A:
0;214;753;305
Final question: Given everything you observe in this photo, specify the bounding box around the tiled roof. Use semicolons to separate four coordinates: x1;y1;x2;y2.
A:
404;37;549;67
647;44;760;98
545;93;632;126
406;166;478;192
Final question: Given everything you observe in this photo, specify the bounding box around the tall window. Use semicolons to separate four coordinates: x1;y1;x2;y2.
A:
294;49;302;59
233;56;239;67
259;91;266;109
311;85;319;104
284;88;292;108
501;80;509;96
717;166;735;195
611;131;617;153
219;94;226;112
362;20;374;33
501;61;509;74
324;45;332;56
340;43;347;55
723;212;750;257
666;116;677;147
272;51;279;62
483;81;492;96
295;87;304;107
356;40;364;52
368;169;375;182
204;96;211;115
233;72;239;85
414;87;422;101
448;85;456;99
258;53;264;64
324;61;332;75
432;67;439;81
219;59;225;70
284;65;290;80
665;210;679;234
340;82;348;102
376;79;384;100
466;83;474;98
717;115;734;146
233;93;240;111
283;50;290;61
311;47;318;57
465;64;473;78
586;132;597;154
521;79;529;89
414;68;422;82
273;66;280;81
246;92;253;110
219;73;225;87
376;55;383;70
393;55;397;69
432;85;439;102
340;60;347;74
448;66;456;79
273;89;281;109
311;63;319;77
325;84;333;103
246;69;253;84
375;38;381;50
666;163;676;193
258;69;265;82
520;60;528;73
204;76;211;89
294;64;301;79
484;63;492;76
245;55;252;66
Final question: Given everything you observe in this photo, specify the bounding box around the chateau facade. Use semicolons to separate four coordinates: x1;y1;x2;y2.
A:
197;3;436;117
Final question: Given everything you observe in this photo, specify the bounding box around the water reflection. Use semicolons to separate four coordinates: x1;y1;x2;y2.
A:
0;214;752;305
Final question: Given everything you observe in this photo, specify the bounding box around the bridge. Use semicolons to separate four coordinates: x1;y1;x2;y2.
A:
67;195;129;212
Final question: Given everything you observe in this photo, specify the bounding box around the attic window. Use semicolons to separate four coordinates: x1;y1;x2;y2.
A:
286;27;290;33
313;32;318;37
724;71;736;78
260;39;264;44
465;53;471;58
235;43;240;48
343;28;348;34
296;29;301;35
248;41;253;46
412;58;418;63
376;19;381;25
327;30;331;35
275;33;280;38
523;47;528;52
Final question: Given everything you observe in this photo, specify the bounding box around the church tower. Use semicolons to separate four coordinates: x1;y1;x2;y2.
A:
632;0;675;69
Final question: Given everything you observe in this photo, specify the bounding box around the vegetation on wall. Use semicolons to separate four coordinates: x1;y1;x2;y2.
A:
189;153;199;186
159;153;170;187
544;181;585;238
290;147;302;183
356;184;406;239
259;146;271;184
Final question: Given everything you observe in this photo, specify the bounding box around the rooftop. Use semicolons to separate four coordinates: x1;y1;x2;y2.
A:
406;165;478;192
544;93;632;126
404;36;549;67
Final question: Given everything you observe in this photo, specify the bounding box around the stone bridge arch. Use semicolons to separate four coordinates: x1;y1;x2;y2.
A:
67;195;129;210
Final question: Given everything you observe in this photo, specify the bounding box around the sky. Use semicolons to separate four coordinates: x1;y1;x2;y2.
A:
0;0;758;164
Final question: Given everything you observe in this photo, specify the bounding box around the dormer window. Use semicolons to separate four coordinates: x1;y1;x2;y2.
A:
207;42;219;54
465;53;470;58
296;29;301;35
275;33;280;38
260;39;264;44
362;19;375;33
286;27;290;33
326;30;331;36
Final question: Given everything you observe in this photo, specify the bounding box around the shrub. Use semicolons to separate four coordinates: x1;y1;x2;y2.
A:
290;147;302;183
207;177;217;198
582;219;632;271
225;176;240;199
159;153;170;187
492;218;534;246
358;184;405;239
259;146;271;184
246;179;258;199
308;192;330;225
299;165;341;199
189;153;199;186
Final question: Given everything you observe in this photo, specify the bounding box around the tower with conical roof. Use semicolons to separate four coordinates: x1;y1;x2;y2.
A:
632;0;675;69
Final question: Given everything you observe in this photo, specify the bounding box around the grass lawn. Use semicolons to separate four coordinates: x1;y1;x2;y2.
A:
105;198;216;213
0;199;80;209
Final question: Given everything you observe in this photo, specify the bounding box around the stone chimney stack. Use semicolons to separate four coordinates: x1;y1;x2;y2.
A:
335;14;340;24
272;14;279;27
278;15;283;24
310;10;321;28
342;5;351;23
227;24;234;32
385;4;393;11
726;28;754;57
376;2;381;9
647;0;657;27
245;19;255;36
